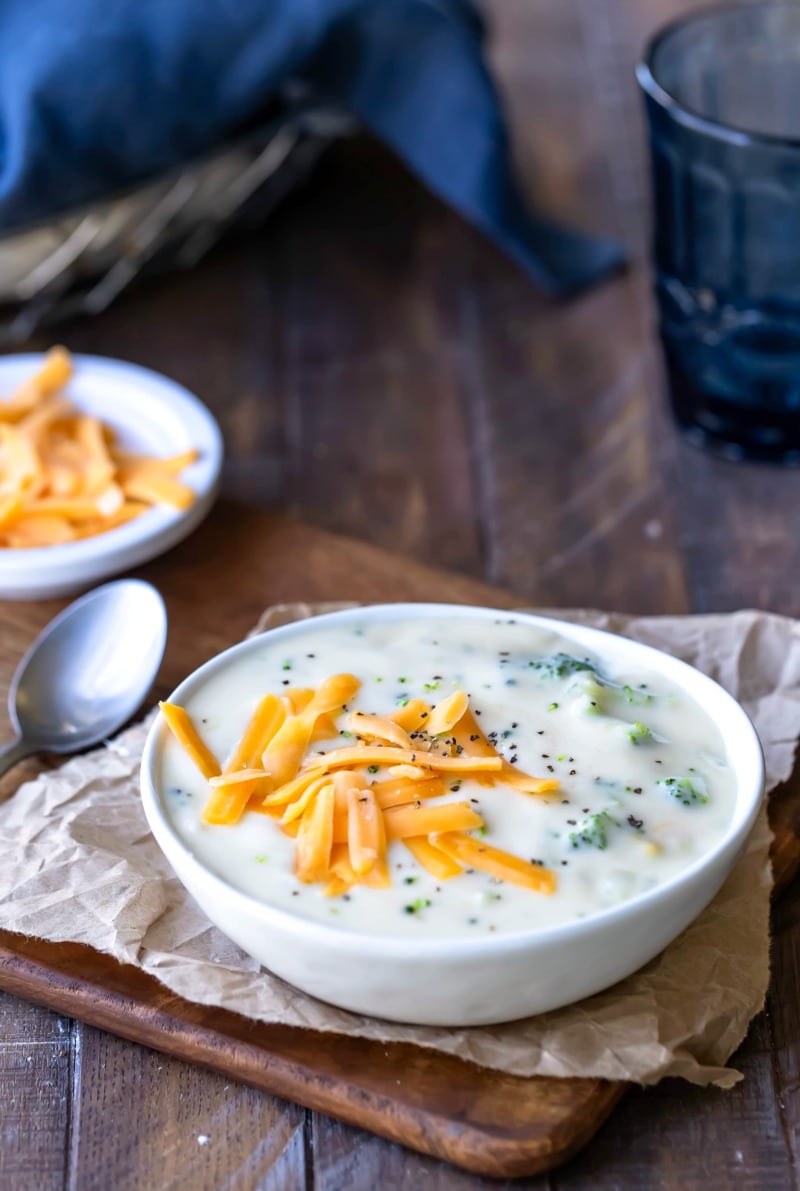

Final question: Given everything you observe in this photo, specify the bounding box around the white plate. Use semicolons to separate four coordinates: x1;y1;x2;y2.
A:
0;353;223;599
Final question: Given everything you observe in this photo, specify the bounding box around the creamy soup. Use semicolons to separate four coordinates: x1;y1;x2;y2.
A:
158;615;738;939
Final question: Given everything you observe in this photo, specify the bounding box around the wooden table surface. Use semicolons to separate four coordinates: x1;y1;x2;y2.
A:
4;1;800;1187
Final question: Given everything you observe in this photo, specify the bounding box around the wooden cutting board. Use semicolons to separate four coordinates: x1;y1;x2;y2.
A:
0;502;797;1179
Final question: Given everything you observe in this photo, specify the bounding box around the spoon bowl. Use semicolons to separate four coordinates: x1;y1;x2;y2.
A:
2;580;167;775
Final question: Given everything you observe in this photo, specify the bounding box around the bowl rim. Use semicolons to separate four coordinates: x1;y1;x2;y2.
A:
0;352;223;581
140;602;766;958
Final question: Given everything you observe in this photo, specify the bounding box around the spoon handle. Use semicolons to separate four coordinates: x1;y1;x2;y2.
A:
0;738;33;778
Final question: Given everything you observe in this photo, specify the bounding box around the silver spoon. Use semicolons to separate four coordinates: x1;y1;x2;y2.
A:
0;579;167;777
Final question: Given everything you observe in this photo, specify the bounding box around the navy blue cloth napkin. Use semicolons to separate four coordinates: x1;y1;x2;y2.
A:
0;0;623;294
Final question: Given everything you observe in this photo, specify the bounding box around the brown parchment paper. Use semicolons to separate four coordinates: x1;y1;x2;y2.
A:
1;602;797;1088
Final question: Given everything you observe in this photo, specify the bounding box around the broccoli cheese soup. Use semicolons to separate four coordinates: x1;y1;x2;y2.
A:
157;612;738;940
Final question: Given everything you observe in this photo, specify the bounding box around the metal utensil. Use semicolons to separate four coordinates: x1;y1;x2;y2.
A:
0;579;167;777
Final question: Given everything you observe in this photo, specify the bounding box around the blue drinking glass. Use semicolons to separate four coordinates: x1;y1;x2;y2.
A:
638;2;800;462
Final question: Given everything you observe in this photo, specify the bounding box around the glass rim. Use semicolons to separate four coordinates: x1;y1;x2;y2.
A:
636;0;800;151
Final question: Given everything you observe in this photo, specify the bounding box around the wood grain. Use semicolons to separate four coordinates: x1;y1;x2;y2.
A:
0;998;72;1191
4;0;800;1186
65;1025;307;1191
0;503;798;1179
0;503;622;1181
0;933;622;1180
556;1011;796;1191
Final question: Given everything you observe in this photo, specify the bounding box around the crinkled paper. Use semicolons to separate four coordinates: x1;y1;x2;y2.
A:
2;602;796;1088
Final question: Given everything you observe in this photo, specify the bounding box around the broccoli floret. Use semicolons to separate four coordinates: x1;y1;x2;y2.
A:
626;721;653;746
568;672;608;715
568;810;619;850
622;684;655;706
659;776;708;806
529;652;596;680
403;897;432;915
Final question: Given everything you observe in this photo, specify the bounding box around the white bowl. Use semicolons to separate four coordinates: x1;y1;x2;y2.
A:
140;604;765;1026
0;353;223;599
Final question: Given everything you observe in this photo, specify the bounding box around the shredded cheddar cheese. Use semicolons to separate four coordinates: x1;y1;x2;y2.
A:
159;677;558;897
0;347;199;548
